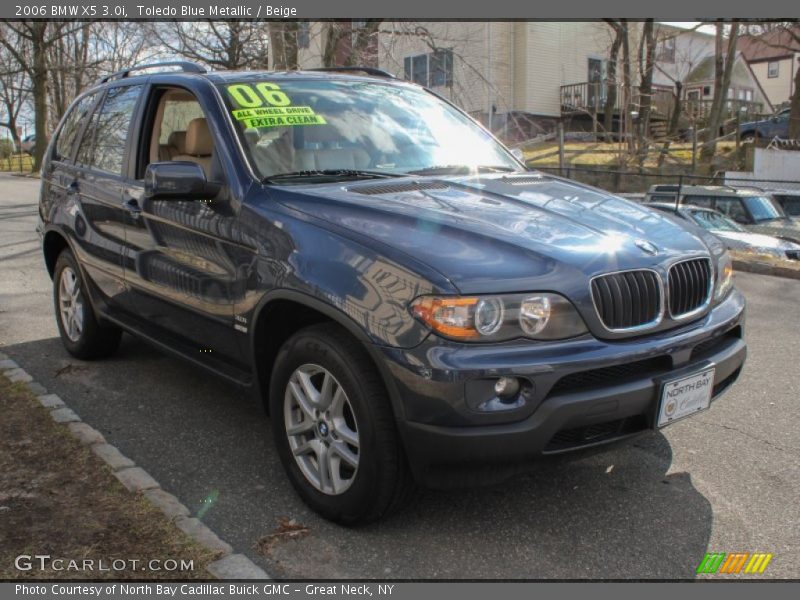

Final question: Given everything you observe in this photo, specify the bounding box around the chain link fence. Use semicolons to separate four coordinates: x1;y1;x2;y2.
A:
535;166;800;195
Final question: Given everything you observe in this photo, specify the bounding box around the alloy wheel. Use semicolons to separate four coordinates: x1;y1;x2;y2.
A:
58;267;84;342
284;363;360;495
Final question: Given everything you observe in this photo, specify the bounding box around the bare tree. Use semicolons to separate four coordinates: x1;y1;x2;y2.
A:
319;21;382;68
0;34;30;149
269;22;299;69
636;19;657;160
151;21;270;70
0;21;78;169
700;20;740;164
602;21;624;140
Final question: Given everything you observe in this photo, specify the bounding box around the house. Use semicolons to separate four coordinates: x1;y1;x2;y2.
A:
290;21;642;139
288;21;769;141
738;27;800;109
682;52;772;122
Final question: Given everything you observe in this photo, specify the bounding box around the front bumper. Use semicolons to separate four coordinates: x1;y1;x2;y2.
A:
378;290;747;486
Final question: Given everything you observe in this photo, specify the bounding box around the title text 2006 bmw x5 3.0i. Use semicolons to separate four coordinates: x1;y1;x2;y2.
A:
37;62;746;524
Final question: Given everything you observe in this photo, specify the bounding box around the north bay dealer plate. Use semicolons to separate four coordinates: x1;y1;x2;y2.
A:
657;366;715;428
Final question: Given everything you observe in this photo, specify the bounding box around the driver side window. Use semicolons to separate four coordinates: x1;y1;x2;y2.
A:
140;88;216;178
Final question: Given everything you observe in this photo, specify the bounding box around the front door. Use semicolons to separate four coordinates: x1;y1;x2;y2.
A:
119;86;249;368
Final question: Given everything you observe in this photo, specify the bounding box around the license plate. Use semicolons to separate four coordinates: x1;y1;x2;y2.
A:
657;367;715;428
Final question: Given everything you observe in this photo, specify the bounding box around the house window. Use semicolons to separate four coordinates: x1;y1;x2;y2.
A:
429;49;454;87
657;37;676;63
404;50;454;88
768;61;779;78
703;85;712;96
297;22;310;49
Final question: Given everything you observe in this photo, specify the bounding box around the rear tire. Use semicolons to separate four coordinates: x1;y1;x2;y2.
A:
269;323;413;525
53;249;122;360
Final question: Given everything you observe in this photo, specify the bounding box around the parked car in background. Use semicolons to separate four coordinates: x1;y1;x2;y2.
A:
768;189;800;220
648;202;800;260
644;185;800;244
20;134;36;155
739;107;791;141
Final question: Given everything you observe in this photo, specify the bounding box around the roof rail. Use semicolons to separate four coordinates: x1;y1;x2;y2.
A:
309;66;397;79
98;61;207;84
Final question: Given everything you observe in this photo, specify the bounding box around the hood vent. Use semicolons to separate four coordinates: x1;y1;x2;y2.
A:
502;176;546;185
351;181;450;195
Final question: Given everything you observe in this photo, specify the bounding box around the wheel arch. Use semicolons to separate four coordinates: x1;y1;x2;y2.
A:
43;228;71;279
249;290;405;421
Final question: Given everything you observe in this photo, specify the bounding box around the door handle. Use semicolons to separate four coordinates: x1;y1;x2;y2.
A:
122;198;142;216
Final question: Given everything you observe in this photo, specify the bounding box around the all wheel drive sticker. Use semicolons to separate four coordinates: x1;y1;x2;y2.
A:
226;83;327;128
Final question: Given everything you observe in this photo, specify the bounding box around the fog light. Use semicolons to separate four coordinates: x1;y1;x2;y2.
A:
494;377;520;399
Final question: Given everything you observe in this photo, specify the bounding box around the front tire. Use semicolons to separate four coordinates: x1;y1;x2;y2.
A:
269;323;412;525
53;250;122;360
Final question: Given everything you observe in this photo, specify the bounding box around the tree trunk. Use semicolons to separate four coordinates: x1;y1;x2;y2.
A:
603;26;623;141
269;22;299;70
637;20;656;163
790;62;800;139
31;22;48;171
620;21;633;155
668;80;683;136
700;21;739;165
322;22;347;67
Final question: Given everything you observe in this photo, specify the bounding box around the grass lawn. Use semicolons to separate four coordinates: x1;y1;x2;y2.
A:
0;154;35;173
0;375;219;579
523;141;740;168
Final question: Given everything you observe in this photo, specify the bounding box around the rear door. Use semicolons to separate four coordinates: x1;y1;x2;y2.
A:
68;84;144;308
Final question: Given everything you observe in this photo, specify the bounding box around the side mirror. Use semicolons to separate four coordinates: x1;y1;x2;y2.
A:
144;162;220;201
510;148;525;162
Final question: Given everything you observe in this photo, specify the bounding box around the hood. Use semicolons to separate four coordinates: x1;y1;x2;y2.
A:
749;221;800;241
272;173;715;293
713;230;800;252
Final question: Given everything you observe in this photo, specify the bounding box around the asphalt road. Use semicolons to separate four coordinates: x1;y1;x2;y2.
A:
1;171;798;579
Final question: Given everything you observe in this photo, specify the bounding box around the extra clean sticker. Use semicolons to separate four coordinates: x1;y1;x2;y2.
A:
226;83;327;128
232;106;327;128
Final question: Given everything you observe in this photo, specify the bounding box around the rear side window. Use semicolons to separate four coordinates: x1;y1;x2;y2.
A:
77;85;143;175
55;93;98;161
776;196;800;217
682;195;713;209
714;198;749;223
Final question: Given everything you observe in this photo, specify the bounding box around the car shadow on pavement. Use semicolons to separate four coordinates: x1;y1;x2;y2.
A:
2;335;712;580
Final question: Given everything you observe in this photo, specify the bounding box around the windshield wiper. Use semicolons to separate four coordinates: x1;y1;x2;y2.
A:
262;169;400;184
405;165;518;175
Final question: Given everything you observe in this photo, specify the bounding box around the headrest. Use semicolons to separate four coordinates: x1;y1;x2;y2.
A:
167;130;186;154
184;118;212;156
301;123;341;145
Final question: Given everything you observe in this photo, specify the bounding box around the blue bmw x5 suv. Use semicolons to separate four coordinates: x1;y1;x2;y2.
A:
37;62;746;524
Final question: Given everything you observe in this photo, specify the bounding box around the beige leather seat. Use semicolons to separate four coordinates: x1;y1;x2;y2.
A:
172;118;213;175
295;126;370;171
158;130;187;161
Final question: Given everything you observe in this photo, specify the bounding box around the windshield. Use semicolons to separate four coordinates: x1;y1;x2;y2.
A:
743;196;787;222
218;78;521;181
688;209;745;232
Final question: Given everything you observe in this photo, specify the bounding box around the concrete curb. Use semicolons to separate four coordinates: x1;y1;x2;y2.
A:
0;357;270;581
733;259;800;281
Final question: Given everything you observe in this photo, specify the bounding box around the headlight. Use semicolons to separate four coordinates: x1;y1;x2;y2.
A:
715;252;734;301
410;293;588;342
